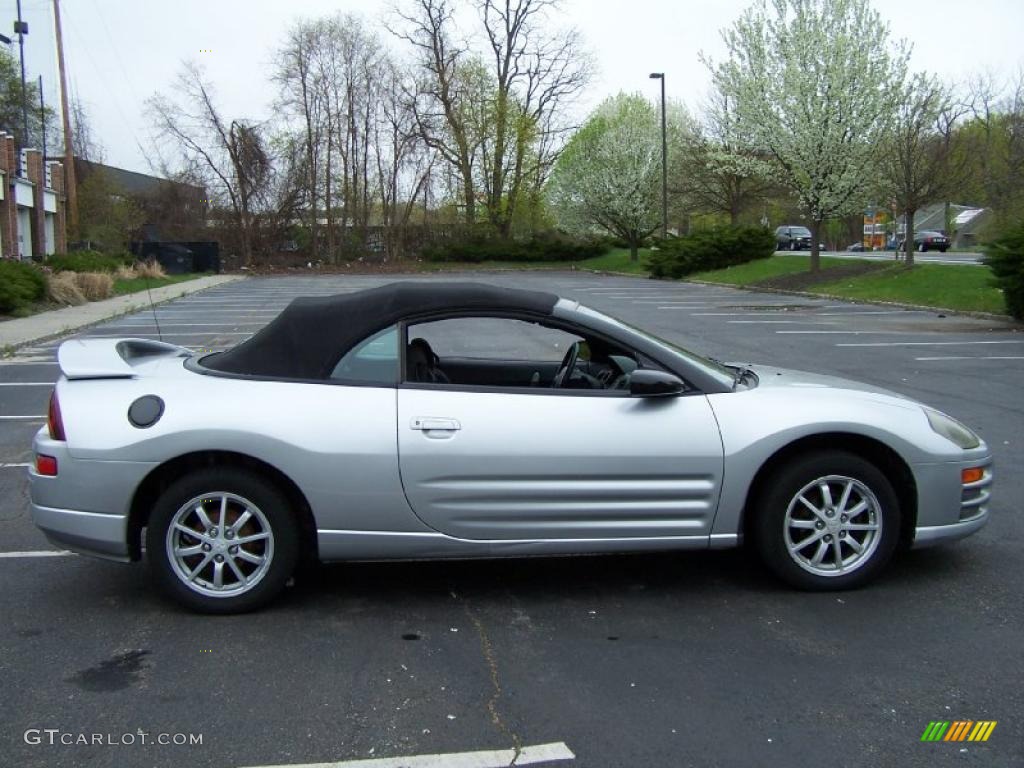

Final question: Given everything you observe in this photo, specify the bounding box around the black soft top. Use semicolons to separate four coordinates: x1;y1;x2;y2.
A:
202;281;559;379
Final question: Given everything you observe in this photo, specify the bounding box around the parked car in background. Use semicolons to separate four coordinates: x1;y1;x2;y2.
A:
775;225;813;251
848;242;868;252
899;230;950;253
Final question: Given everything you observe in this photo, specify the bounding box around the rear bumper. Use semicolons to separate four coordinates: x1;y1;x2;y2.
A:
29;428;157;562
31;503;131;561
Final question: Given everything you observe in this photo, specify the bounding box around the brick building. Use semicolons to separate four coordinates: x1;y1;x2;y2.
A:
0;131;67;260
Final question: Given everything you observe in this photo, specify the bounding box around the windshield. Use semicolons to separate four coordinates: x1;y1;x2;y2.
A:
791;227;812;236
573;304;738;389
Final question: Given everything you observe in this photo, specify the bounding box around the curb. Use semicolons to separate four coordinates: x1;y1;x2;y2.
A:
0;275;248;351
682;280;1021;326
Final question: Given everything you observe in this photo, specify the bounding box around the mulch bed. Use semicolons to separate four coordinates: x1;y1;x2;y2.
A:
756;260;892;291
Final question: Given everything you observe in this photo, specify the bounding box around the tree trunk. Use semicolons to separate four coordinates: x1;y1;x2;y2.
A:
904;208;916;267
629;239;639;262
809;219;822;272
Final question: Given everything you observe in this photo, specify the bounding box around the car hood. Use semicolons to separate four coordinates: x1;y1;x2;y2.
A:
739;364;918;405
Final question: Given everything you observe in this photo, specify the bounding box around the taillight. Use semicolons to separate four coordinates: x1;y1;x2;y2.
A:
36;455;58;476
48;390;66;441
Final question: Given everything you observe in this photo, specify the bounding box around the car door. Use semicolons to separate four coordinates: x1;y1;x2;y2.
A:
396;316;724;541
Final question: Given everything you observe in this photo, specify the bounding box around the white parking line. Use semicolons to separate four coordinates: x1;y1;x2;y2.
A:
82;332;253;338
727;320;833;324
0;462;31;468
837;340;1024;347
239;742;575;768
0;550;75;558
915;356;1024;361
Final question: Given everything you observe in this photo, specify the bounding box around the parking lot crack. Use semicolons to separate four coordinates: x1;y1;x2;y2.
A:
451;589;523;766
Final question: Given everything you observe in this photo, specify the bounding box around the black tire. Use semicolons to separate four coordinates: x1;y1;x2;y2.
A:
918;242;926;253
146;467;300;613
789;241;797;251
751;450;901;590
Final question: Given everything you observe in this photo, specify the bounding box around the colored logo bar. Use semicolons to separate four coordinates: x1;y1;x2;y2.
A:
921;721;997;742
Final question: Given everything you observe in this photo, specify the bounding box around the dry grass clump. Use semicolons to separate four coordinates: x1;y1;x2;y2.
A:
46;271;86;306
115;264;137;280
73;272;115;301
134;259;166;279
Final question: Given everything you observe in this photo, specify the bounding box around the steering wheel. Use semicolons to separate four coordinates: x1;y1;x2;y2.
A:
552;341;581;388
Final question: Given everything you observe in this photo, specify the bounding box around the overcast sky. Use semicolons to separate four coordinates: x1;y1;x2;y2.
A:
8;0;1024;174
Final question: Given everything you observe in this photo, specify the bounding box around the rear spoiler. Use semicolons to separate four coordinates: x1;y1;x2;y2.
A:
57;338;190;380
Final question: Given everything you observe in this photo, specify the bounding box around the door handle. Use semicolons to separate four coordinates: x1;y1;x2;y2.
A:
410;417;461;432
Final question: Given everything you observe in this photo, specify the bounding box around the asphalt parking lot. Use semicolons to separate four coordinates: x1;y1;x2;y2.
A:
1;272;1022;768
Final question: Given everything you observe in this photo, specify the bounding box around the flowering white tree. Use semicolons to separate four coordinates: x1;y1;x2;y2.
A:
709;0;909;270
547;93;661;260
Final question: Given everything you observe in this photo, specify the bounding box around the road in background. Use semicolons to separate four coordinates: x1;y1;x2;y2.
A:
1;273;1021;768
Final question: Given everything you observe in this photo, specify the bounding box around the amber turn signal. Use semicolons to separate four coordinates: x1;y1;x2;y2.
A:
961;467;984;484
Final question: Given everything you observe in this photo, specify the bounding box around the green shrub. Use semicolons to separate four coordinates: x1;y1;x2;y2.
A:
47;250;132;273
0;259;46;314
647;227;776;279
421;232;610;263
983;223;1024;319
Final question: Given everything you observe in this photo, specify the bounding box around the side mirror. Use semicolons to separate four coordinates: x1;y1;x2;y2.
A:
629;369;686;397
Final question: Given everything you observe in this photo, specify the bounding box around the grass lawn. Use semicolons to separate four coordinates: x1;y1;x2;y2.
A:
690;254;855;285
410;247;651;275
113;273;206;296
814;263;1005;314
693;255;1006;314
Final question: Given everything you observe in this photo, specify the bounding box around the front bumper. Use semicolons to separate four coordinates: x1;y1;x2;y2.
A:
910;453;993;549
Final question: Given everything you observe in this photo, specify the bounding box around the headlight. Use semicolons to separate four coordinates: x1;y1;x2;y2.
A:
924;408;981;449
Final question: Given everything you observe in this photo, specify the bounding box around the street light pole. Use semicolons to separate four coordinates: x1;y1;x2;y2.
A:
15;0;30;159
649;72;667;238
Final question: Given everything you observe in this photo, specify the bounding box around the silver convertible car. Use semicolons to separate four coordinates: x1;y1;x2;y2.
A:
29;282;992;612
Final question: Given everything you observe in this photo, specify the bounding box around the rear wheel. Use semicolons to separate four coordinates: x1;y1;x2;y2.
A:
146;468;299;613
752;451;901;590
789;241;797;251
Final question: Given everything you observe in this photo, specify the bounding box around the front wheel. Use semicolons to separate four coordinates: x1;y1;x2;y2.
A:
752;451;901;590
146;468;300;613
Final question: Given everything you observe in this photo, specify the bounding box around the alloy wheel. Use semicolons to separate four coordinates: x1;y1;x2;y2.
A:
783;475;882;577
165;492;274;597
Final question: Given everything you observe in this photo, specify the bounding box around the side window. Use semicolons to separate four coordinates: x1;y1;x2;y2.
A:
404;316;637;392
330;325;398;384
409;317;576;362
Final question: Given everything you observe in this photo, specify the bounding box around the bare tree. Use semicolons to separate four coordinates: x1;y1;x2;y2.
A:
147;63;269;265
476;0;590;236
673;88;772;225
69;98;103;163
392;0;481;225
879;74;967;266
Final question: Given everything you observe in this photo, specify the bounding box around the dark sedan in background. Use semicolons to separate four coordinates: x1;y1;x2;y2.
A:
900;230;951;253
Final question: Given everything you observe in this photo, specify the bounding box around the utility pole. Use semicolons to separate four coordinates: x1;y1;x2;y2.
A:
649;72;668;238
53;0;78;233
15;0;29;167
